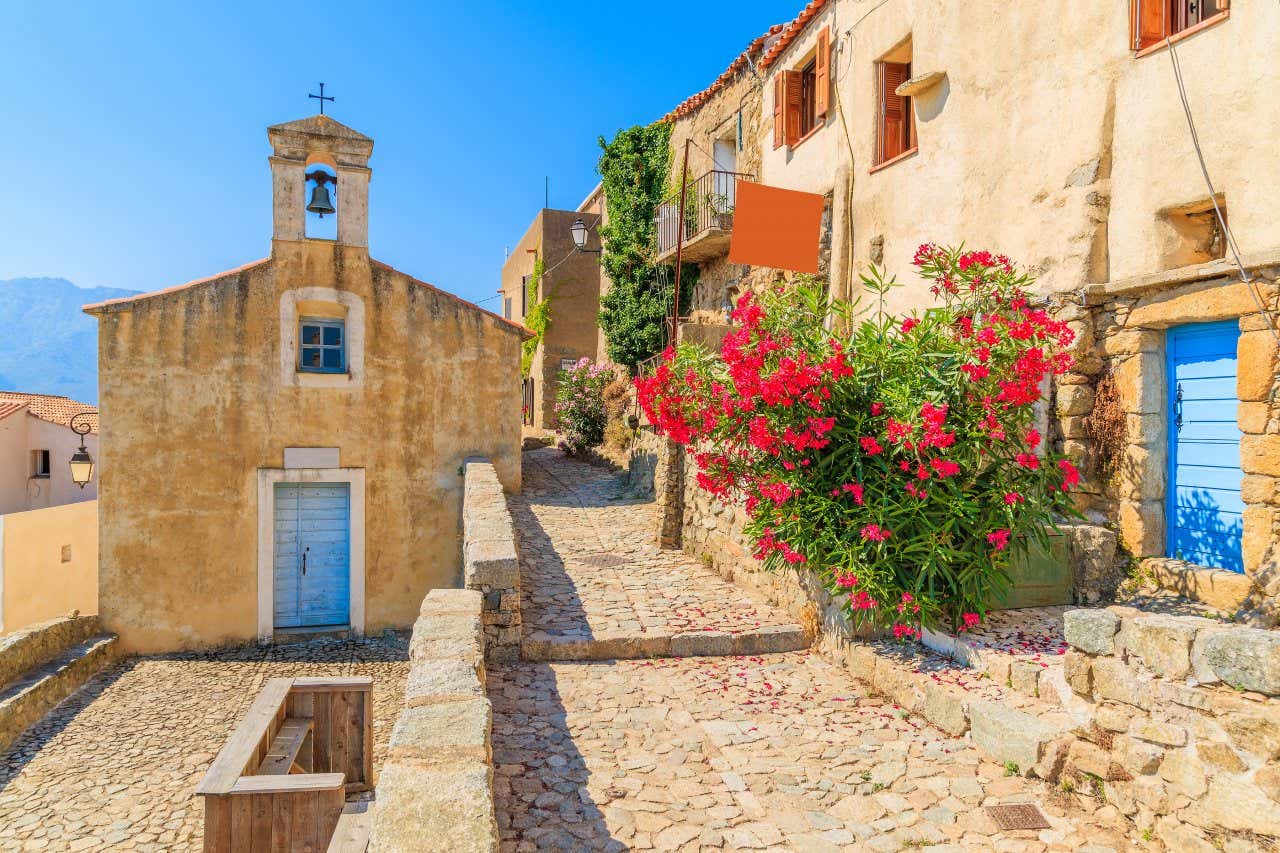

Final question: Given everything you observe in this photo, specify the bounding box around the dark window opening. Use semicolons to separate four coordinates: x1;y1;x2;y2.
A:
1133;0;1225;50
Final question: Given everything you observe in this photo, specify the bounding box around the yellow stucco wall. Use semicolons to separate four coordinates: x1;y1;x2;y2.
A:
91;240;524;653
1;500;98;635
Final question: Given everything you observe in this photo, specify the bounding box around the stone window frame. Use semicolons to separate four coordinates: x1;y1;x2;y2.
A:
279;287;365;389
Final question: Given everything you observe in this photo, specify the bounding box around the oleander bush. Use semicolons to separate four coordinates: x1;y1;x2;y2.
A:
635;245;1082;635
555;358;613;453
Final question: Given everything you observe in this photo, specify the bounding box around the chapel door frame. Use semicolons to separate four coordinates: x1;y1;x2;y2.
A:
256;466;366;643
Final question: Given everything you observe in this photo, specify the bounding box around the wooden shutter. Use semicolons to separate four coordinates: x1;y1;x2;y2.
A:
814;27;831;120
783;70;804;146
879;62;910;163
1133;0;1166;49
772;76;785;149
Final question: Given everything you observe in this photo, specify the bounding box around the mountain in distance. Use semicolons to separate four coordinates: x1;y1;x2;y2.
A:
0;277;138;404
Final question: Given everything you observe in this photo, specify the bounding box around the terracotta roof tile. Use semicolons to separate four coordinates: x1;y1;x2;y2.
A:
0;401;28;423
0;393;97;433
759;0;829;71
663;25;784;123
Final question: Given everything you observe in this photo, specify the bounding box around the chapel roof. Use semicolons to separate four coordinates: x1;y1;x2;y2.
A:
267;114;373;143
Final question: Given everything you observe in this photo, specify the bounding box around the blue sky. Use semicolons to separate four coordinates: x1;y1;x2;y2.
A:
1;1;792;308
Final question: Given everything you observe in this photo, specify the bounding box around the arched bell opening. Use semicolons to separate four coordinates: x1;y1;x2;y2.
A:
304;162;338;241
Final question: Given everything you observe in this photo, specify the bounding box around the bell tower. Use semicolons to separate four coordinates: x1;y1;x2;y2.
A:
267;114;374;248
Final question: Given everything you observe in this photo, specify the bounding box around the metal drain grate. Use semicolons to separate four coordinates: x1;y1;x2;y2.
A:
986;803;1052;831
578;553;628;568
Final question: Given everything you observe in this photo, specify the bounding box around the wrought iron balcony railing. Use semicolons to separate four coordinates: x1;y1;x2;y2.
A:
654;170;753;263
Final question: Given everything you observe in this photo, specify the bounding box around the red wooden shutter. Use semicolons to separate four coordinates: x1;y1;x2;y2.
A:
784;70;804;146
772;76;785;149
880;62;910;163
814;27;831;119
1134;0;1167;49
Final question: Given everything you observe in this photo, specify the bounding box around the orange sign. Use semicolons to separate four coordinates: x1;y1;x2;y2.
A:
727;180;825;274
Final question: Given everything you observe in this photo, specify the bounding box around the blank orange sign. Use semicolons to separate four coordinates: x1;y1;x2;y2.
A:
727;180;825;274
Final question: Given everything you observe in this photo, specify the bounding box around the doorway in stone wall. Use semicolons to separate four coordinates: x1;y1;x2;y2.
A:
1166;321;1245;572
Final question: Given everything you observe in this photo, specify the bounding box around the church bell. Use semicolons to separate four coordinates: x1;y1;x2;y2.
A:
306;171;336;217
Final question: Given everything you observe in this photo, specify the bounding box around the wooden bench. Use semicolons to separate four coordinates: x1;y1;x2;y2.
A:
196;676;374;853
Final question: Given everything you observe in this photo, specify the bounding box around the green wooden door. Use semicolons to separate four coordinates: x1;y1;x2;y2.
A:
989;532;1072;610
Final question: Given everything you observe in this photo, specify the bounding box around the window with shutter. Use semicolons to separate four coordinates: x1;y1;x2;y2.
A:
783;70;804;147
814;27;831;120
1132;0;1227;51
876;61;916;166
773;76;785;149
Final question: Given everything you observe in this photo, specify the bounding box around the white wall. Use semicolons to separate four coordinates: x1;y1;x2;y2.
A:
0;414;98;515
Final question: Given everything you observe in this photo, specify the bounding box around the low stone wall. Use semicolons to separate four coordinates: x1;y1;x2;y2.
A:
0;614;102;689
371;588;497;853
461;459;520;662
1062;606;1280;847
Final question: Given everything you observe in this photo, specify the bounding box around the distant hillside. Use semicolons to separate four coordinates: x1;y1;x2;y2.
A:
0;277;138;404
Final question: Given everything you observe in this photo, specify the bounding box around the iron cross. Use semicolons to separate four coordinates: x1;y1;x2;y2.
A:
309;83;335;115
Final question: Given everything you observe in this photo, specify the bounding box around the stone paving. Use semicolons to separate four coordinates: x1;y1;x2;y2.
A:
491;449;1151;852
0;634;409;852
513;449;806;659
491;652;1146;852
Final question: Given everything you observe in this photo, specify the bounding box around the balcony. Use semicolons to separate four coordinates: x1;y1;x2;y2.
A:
654;170;753;264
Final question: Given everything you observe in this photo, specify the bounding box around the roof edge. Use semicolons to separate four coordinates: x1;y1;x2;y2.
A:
370;259;534;339
82;259;271;315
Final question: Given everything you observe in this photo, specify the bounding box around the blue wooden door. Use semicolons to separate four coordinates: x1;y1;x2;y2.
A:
274;483;351;628
1167;321;1244;572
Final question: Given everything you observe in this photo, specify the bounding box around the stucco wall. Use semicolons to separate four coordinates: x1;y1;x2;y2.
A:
92;241;524;653
0;500;98;635
0;414;98;515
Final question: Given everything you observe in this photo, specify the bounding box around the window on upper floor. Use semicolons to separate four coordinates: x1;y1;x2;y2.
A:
504;296;513;320
521;274;532;317
1132;0;1228;51
30;449;50;478
875;54;917;169
772;26;831;150
298;317;346;373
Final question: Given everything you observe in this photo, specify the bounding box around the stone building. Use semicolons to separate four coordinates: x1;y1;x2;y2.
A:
500;206;604;431
85;114;525;653
637;0;1280;623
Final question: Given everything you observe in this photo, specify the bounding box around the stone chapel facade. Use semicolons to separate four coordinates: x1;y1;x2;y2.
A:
85;114;526;653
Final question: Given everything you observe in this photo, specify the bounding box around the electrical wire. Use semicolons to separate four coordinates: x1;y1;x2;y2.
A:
1165;34;1280;343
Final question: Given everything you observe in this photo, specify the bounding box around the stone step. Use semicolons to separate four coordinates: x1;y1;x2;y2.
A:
0;633;119;754
0;614;104;689
521;623;809;662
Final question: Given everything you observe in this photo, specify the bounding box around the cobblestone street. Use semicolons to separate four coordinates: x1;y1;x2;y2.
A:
0;635;408;852
513;449;806;659
494;449;1149;852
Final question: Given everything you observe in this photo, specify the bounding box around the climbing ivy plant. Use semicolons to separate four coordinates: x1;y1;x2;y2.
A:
597;122;696;370
521;256;551;377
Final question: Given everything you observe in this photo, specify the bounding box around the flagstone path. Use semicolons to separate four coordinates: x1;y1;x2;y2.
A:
0;635;408;852
492;448;1152;852
513;448;807;660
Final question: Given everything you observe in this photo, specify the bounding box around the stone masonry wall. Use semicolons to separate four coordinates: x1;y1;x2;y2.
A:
1062;607;1280;848
462;459;521;662
1050;263;1280;622
371;588;497;853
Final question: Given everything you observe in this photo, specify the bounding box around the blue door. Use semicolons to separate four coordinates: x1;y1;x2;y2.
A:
274;483;351;628
1167;321;1244;572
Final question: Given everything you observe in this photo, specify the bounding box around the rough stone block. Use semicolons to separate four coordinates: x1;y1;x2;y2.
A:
1126;615;1211;679
1145;559;1256;613
405;659;484;705
1127;280;1256;329
1185;777;1280;837
1092;656;1151;708
420;588;484;616
1113;734;1164;775
389;698;491;762
1095;703;1131;732
922;683;968;737
372;762;498;853
1242;474;1277;505
1064;650;1093;697
465;539;519;590
1068;739;1119;780
1197;740;1247;773
1064;609;1121;655
1159;749;1207;799
1242;434;1280;477
1239;402;1270;434
1257;764;1280;805
1222;712;1280;761
409;630;485;669
1237;330;1277;402
1118;500;1162;556
1131;720;1187;748
1113;353;1163;415
1009;660;1042;697
968;700;1059;772
1198;627;1280;695
1056;384;1095;417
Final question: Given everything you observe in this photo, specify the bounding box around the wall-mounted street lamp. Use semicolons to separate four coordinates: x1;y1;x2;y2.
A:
68;412;95;489
570;218;601;254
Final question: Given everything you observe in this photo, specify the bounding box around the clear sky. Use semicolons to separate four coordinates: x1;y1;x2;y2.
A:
1;1;793;308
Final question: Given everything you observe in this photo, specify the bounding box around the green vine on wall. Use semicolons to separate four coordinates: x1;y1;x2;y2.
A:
597;122;697;371
521;256;551;377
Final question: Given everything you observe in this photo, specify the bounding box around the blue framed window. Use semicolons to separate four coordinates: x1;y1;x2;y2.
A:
299;318;346;373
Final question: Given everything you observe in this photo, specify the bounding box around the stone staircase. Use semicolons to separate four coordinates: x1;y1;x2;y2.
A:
0;614;119;754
